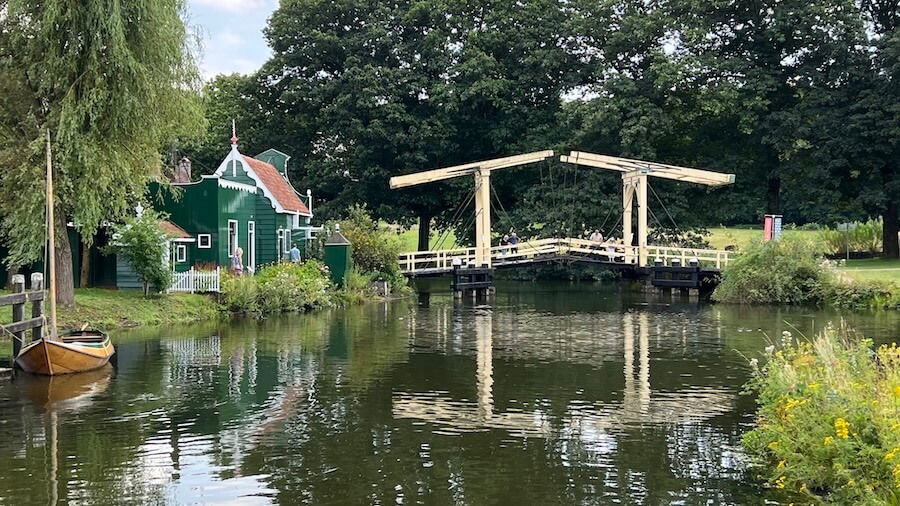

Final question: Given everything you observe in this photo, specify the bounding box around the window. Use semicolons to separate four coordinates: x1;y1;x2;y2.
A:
284;230;291;252
228;220;238;256
277;229;287;259
176;245;187;263
198;234;212;249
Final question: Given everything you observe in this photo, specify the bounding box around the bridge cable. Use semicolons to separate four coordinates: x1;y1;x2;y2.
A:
648;182;681;231
432;187;476;252
490;178;551;259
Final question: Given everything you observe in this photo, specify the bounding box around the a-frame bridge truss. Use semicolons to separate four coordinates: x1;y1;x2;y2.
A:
390;150;735;273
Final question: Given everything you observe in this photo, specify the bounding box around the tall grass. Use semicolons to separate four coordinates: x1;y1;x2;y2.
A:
743;325;900;503
820;219;883;256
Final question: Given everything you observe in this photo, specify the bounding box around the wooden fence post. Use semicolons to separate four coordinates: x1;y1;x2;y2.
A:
11;274;24;357
31;273;44;342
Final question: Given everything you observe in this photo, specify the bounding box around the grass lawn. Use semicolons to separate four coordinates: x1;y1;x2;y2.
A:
705;227;821;250
396;227;457;252
837;257;900;285
0;288;218;331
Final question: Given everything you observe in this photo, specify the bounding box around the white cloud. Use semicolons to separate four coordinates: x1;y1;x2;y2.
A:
191;0;268;13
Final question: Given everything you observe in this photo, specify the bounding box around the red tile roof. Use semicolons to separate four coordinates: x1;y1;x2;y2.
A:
242;156;310;214
158;220;192;239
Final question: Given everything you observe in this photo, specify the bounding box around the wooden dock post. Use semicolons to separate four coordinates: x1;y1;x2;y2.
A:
11;275;24;357
31;273;44;342
3;272;46;378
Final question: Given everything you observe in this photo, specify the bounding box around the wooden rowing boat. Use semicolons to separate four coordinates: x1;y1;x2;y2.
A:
15;329;115;375
14;131;115;376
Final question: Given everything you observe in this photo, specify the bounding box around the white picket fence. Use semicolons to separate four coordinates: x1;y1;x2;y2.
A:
169;267;221;293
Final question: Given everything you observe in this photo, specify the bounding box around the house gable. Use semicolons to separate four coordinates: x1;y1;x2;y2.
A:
213;143;311;217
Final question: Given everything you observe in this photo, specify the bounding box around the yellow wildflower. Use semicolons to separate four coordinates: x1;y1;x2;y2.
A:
768;441;780;450
799;483;808;494
835;418;850;439
885;448;899;461
824;436;834;446
807;383;819;389
775;476;786;489
894;385;900;397
777;460;786;470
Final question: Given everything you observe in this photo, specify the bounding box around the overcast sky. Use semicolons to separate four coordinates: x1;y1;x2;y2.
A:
188;0;279;79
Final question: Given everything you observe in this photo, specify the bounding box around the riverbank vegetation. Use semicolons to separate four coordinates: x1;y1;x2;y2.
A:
743;326;900;503
0;289;217;331
713;239;900;309
221;206;411;316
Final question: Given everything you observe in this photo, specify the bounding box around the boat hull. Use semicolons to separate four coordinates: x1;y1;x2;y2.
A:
15;331;115;376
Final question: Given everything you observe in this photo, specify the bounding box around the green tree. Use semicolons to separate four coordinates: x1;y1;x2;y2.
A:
104;210;173;296
261;0;589;249
0;0;203;305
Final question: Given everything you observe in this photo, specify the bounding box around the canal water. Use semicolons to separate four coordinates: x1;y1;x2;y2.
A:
0;281;897;505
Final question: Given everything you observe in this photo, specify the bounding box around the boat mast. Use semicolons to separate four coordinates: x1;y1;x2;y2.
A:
46;130;58;340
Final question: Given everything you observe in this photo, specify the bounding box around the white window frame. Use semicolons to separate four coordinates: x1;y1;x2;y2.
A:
175;245;187;263
227;220;238;257
247;221;256;271
198;234;212;249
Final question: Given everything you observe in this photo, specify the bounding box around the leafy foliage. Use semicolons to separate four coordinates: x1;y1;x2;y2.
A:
221;261;333;315
743;326;900;503
0;0;204;302
332;205;404;280
712;239;833;305
104;211;173;295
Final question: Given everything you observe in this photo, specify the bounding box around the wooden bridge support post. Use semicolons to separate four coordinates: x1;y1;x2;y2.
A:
474;168;492;268
638;174;649;267
11;275;24;357
31;273;44;342
623;173;649;267
623;179;635;264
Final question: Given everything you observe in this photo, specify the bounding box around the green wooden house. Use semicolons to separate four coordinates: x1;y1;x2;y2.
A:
154;139;314;273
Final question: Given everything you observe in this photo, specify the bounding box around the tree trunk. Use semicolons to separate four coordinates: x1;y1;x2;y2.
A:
55;211;75;307
80;241;91;288
766;175;781;215
5;265;19;290
882;163;899;259
417;211;432;251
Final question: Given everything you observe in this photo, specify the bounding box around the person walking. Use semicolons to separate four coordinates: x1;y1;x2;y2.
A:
289;243;302;263
232;246;244;276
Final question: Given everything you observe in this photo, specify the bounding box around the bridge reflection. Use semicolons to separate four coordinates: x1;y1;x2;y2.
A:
393;305;735;435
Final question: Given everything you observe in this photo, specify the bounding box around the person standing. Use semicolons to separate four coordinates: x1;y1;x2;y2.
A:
289;243;302;263
508;231;520;254
232;246;244;276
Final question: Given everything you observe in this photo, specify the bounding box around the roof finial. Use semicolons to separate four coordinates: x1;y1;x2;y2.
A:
230;119;238;146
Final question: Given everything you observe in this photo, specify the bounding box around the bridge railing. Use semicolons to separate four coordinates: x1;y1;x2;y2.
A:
645;245;734;269
398;238;735;274
399;246;476;274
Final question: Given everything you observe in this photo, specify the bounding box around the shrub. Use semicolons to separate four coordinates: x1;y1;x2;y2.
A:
104;209;173;295
313;205;406;293
713;238;834;305
743;326;900;503
220;261;333;314
339;267;375;305
221;272;258;313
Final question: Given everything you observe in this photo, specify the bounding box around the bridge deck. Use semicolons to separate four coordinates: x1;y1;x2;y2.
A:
399;238;734;276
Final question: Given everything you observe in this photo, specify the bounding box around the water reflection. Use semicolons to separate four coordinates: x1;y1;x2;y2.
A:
0;283;895;505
